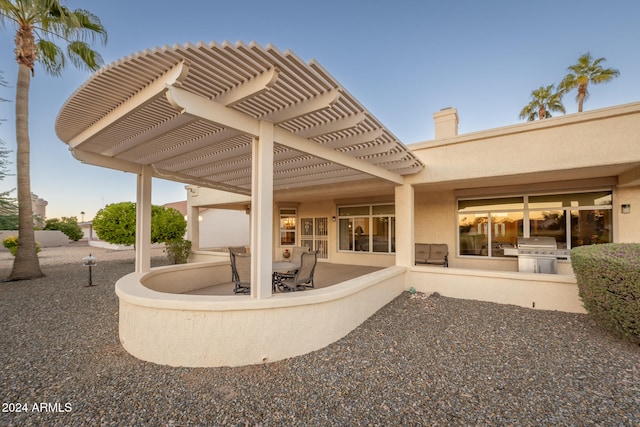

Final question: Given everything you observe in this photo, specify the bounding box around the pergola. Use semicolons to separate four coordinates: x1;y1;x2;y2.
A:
56;40;424;298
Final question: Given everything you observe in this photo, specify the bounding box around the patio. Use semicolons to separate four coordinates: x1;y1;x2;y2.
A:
184;262;383;296
54;41;427;368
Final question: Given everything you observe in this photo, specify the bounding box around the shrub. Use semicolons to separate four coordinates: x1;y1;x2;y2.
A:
2;235;41;256
93;202;187;246
45;217;83;241
93;202;137;246
571;243;640;344
165;239;191;264
151;206;187;243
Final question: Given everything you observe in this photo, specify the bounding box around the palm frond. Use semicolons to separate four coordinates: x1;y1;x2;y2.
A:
67;40;103;71
1;0;107;75
70;9;107;44
36;38;64;75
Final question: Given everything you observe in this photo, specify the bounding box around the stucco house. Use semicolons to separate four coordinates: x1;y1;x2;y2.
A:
165;198;250;249
55;41;640;367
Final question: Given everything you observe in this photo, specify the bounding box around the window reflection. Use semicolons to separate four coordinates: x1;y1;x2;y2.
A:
457;190;612;258
529;210;567;248
459;214;488;256
571;209;612;246
490;212;523;256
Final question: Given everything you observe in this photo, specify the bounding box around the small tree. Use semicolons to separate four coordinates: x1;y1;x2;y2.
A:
92;202;137;246
45;216;83;241
151;205;187;243
93;202;186;246
0;192;18;229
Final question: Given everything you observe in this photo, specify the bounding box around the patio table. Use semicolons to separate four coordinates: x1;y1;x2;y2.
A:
272;261;300;292
272;261;300;273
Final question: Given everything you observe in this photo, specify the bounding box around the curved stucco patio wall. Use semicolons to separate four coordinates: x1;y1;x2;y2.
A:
115;263;406;367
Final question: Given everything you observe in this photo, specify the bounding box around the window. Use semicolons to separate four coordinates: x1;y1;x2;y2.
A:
457;191;612;257
279;208;296;246
338;204;395;253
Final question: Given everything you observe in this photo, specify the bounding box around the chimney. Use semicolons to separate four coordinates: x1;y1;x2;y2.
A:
433;107;458;139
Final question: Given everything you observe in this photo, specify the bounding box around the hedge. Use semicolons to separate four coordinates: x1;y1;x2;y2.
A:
571;243;640;344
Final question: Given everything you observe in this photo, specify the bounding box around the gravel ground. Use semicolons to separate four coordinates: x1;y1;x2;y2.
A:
0;243;639;426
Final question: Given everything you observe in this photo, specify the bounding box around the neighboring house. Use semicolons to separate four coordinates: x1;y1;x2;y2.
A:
31;193;47;228
165;198;250;249
79;222;98;241
54;41;640;367
0;192;46;230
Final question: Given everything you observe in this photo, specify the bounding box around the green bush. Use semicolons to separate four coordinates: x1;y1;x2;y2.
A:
165;239;191;264
571;243;640;344
2;235;41;256
93;202;186;246
45;217;83;241
151;206;187;243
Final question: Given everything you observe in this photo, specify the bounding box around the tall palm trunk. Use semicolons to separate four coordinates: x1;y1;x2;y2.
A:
577;82;587;113
7;64;44;280
538;105;546;120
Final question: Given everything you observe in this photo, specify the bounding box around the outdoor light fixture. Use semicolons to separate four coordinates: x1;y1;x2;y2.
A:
621;204;631;214
82;254;97;287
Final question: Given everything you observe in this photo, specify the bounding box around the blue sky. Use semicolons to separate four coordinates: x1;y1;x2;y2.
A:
0;0;639;220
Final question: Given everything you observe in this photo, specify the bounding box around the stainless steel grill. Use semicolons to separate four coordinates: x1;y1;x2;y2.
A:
516;237;569;274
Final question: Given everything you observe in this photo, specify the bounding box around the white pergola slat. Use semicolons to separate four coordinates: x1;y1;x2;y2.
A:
56;40;423;193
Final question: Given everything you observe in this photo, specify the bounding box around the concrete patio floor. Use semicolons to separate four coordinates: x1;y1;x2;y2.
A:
185;262;384;295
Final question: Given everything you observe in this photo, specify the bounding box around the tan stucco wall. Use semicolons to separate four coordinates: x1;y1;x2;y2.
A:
414;190;455;248
407;267;584;313
407;103;640;187
117;265;405;367
615;185;640;243
0;230;69;249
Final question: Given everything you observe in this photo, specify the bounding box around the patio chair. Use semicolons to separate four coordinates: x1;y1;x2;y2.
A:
230;252;251;294
277;250;318;291
229;246;247;254
229;246;247;282
279;246;310;280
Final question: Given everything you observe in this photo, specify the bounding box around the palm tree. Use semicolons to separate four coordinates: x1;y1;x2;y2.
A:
559;52;620;113
0;0;107;280
519;84;566;121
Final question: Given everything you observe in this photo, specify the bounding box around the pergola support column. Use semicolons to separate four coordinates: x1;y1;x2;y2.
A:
395;183;414;268
250;121;275;299
187;205;200;251
135;165;153;273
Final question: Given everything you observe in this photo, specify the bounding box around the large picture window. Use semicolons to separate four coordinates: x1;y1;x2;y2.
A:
458;191;612;257
338;204;395;253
